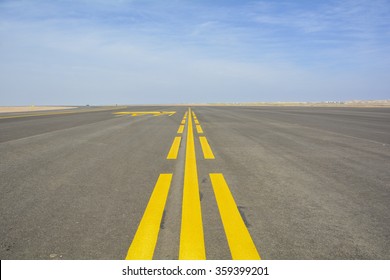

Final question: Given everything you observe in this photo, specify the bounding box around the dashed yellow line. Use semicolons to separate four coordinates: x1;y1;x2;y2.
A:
177;125;185;134
179;108;206;260
210;173;261;260
126;109;261;260
199;136;215;159
181;120;186;125
196;124;203;134
167;137;181;159
126;174;173;260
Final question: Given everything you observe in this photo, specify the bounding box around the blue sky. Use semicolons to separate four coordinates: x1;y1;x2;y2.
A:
1;0;389;105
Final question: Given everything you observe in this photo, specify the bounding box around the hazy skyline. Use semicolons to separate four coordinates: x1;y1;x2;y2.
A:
1;0;389;105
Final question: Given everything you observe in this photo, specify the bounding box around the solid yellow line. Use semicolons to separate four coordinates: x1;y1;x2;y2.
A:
210;173;261;260
199;136;215;159
196;124;203;134
126;174;173;260
167;137;181;159
179;108;206;260
177;125;184;134
115;111;163;115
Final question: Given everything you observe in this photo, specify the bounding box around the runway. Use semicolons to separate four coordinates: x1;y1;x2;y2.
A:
1;106;389;259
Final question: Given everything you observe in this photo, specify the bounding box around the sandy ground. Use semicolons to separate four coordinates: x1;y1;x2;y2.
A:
0;106;77;113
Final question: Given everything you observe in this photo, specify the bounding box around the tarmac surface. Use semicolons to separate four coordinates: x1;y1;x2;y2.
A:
0;106;389;259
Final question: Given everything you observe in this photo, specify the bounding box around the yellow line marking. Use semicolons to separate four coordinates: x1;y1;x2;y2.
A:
126;174;173;260
179;108;206;260
177;125;185;134
114;111;176;116
199;136;215;159
194;119;200;125
196;124;203;134
0;107;127;120
181;120;186;124
210;173;261;260
184;112;188;119
167;137;181;159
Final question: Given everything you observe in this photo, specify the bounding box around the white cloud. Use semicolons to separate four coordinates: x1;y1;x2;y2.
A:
0;0;389;105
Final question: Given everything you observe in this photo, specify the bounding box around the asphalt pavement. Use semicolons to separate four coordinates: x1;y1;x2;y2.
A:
1;106;389;259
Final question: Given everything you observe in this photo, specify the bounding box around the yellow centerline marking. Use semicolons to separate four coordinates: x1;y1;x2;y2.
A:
177;125;185;134
125;109;260;260
199;136;215;159
210;173;261;260
181;120;186;124
126;174;173;260
167;137;181;159
179;108;206;260
196;124;203;134
114;111;176;117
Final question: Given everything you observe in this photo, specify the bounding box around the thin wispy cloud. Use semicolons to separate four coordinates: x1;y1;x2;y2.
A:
0;0;389;105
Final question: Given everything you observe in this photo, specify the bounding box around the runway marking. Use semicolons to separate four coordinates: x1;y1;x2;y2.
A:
124;108;262;260
177;125;185;134
126;174;173;260
113;111;176;117
179;108;206;260
167;137;181;159
210;173;261;260
199;136;215;159
182;112;187;121
196;124;203;134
